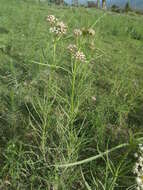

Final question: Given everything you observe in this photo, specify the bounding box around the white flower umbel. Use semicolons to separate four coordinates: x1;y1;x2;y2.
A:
49;21;67;36
46;15;57;25
67;44;77;54
73;29;82;37
133;144;143;190
74;51;86;62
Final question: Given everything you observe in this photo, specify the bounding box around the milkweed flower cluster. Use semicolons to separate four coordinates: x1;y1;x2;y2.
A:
49;21;67;35
133;144;143;190
67;44;78;54
67;44;86;62
46;15;57;25
47;15;67;35
75;51;86;62
73;29;82;37
56;21;67;35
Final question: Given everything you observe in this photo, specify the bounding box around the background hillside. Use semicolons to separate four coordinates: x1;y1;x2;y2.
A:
65;0;143;10
108;0;143;10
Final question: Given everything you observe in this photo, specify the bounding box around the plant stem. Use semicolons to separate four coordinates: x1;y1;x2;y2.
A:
41;123;46;162
53;41;56;64
70;60;77;122
54;137;143;168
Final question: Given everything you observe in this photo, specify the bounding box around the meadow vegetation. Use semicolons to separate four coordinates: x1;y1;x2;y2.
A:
0;0;143;189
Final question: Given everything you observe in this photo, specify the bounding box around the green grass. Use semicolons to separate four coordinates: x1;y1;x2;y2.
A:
0;0;143;189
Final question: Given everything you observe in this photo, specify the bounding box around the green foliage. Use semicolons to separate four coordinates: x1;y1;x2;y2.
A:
124;2;131;13
111;4;122;13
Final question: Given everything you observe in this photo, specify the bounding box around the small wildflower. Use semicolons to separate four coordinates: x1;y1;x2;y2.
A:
136;177;142;186
135;153;139;158
56;21;67;35
46;15;57;24
75;51;86;62
91;96;96;102
67;44;77;54
73;29;82;37
49;27;56;33
49;21;67;35
139;157;143;163
67;45;86;62
88;28;95;36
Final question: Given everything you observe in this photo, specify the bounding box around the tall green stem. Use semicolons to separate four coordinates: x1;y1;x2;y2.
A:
70;60;77;121
41;123;46;162
53;41;56;64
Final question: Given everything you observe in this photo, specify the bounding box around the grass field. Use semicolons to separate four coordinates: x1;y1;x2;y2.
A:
0;0;143;189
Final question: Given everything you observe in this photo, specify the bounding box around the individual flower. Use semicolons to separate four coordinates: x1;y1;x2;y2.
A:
46;15;57;24
73;29;82;37
88;28;95;36
74;51;86;62
67;44;77;54
91;96;96;102
49;26;57;33
136;177;143;186
135;153;139;158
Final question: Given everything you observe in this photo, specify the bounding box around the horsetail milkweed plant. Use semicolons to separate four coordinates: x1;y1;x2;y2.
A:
45;14;143;188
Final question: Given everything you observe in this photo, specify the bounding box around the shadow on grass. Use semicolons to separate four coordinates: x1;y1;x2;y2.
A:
0;27;9;34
